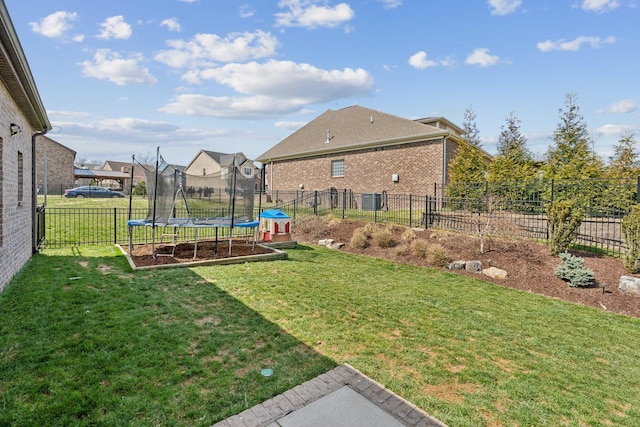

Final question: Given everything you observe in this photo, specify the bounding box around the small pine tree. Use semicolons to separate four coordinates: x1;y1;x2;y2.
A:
447;107;489;201
554;252;595;287
547;200;583;256
606;133;639;179
542;93;603;180
622;204;640;273
488;112;537;183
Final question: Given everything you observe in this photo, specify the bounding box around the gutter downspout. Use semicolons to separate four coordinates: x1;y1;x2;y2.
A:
442;136;448;188
32;127;48;254
269;160;273;199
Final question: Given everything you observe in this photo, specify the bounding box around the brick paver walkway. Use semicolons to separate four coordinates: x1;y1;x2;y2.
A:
211;364;447;427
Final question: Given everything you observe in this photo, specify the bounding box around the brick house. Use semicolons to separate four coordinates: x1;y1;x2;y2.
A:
184;150;258;190
256;105;469;196
101;160;148;190
35;135;76;195
0;3;52;291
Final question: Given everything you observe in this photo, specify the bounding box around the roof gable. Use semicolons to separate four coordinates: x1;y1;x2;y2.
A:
257;105;455;162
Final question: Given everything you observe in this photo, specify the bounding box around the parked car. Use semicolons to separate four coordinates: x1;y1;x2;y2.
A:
64;186;125;198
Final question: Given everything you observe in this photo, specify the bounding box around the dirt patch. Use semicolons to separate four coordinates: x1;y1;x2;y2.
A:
291;217;640;319
125;240;275;267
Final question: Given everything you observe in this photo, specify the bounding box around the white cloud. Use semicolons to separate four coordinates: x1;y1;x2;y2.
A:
536;35;616;51
97;118;179;133
155;30;278;69
160;18;181;32
275;0;355;29
581;0;621;13
275;121;307;131
160;94;307;119
97;16;132;40
80;49;158;86
161;59;374;119
195;60;373;101
380;0;403;9
30;11;80;39
239;5;256;18
597;99;638;114
595;123;639;135
408;51;439;69
465;48;501;67
488;0;522;15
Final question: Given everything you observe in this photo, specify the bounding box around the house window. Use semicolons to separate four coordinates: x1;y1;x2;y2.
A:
331;159;344;178
18;151;23;203
244;167;253;176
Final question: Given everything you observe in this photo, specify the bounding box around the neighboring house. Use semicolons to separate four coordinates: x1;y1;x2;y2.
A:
73;168;131;192
101;160;148;190
0;2;52;291
256;105;474;196
184;150;258;190
35;135;76;195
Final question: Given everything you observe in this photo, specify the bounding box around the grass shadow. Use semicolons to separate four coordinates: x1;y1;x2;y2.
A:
0;247;335;427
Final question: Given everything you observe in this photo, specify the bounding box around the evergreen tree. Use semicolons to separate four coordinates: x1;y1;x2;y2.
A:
448;107;488;184
489;112;536;183
541;93;603;180
462;107;481;147
447;107;489;203
606;133;639;179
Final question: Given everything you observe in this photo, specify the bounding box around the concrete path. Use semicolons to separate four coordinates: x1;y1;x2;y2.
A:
211;364;447;427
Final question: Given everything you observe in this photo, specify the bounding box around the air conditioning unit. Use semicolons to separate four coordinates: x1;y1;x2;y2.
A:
361;193;382;211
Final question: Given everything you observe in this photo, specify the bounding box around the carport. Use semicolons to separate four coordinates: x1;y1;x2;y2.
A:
73;168;131;191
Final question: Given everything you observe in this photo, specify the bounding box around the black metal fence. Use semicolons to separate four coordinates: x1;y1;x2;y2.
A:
39;178;640;256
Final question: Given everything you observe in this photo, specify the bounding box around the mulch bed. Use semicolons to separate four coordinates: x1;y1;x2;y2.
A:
126;240;274;267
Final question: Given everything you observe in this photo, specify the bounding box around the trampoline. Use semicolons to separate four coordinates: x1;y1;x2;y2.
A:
127;148;261;260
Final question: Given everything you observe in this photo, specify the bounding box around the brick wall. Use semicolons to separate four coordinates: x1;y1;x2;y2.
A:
266;138;457;196
35;136;75;194
0;81;35;292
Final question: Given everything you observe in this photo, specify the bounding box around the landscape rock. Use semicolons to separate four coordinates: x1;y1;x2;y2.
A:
448;260;466;270
329;242;345;250
619;276;640;296
318;239;335;247
465;260;482;273
483;266;508;280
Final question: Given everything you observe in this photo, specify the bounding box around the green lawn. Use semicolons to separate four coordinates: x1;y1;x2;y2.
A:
1;244;639;426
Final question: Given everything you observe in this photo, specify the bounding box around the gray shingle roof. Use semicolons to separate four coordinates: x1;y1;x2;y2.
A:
257;105;457;162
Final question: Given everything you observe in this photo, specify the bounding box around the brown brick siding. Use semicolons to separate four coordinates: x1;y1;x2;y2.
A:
35;136;75;194
0;80;35;292
266;138;456;196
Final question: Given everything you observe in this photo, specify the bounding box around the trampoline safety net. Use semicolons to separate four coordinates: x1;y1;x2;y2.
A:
142;151;256;225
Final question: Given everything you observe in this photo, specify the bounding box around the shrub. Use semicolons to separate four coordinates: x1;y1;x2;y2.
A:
410;240;430;258
622;204;640;273
372;228;396;248
350;228;370;249
424;244;451;267
554;252;595;287
361;223;377;238
547;200;584;256
133;180;147;196
395;244;410;256
401;228;417;242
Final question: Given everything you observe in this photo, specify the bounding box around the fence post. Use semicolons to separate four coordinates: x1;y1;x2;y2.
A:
546;179;555;243
424;195;428;229
409;194;413;227
314;191;318;216
293;198;297;220
342;189;346;219
113;207;118;244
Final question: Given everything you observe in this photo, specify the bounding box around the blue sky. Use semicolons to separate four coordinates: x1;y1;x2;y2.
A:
5;0;639;166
